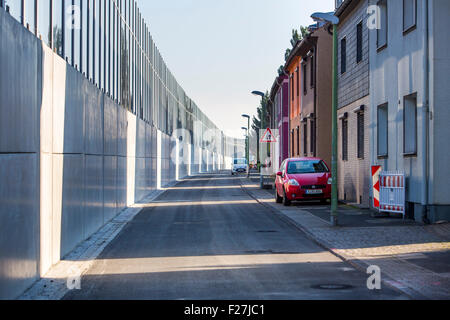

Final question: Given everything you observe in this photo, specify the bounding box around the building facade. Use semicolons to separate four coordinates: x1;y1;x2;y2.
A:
284;45;302;158
269;74;290;168
336;0;371;207
368;0;450;222
298;25;333;165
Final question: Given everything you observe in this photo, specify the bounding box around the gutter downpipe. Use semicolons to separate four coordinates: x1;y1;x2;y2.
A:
282;69;290;162
421;0;430;223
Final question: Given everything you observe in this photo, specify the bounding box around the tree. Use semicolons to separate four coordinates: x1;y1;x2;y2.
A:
284;26;310;62
277;65;285;76
290;29;301;47
284;48;292;62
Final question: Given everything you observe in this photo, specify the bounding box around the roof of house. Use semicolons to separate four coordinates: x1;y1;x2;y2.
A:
284;34;318;71
335;0;361;19
269;74;288;102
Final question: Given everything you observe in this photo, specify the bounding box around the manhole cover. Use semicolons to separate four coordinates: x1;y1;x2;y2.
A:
311;284;353;290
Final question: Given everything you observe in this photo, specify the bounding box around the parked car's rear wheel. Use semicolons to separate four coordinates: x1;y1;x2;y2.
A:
275;188;283;204
283;189;291;206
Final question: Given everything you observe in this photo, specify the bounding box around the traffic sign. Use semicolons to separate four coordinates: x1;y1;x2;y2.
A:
260;128;277;143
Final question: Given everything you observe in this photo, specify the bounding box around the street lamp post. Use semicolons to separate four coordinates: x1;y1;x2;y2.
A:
242;115;250;178
311;12;339;226
251;91;266;187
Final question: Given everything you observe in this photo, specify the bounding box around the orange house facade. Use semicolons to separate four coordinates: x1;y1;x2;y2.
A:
285;46;302;158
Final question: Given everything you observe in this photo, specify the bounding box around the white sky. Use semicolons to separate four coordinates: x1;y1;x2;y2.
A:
137;0;334;138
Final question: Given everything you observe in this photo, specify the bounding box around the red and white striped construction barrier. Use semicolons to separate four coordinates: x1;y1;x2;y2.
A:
372;166;382;208
379;171;406;218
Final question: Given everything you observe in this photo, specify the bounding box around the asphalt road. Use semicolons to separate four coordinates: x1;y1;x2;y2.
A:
64;173;407;300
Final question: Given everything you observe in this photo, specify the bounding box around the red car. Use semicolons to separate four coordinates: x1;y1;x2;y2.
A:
275;158;332;206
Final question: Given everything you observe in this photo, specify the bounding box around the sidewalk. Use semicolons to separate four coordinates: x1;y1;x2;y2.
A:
240;177;450;300
19;184;174;300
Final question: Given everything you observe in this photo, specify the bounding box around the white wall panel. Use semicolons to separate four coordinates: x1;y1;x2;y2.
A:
0;12;38;153
104;97;118;156
84;155;104;237
104;155;118;222
52;59;85;155
85;83;104;156
117;156;127;212
0;154;39;299
53;154;85;259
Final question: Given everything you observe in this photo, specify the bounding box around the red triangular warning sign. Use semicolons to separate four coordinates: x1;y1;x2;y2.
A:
260;128;277;143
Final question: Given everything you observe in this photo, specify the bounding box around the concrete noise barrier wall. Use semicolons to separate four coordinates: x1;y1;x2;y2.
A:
0;10;231;299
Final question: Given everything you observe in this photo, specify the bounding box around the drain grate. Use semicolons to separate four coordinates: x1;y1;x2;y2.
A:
311;284;354;290
257;230;278;233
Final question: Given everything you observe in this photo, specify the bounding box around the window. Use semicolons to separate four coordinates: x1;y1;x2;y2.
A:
342;118;348;161
291;75;294;101
356;22;363;63
37;0;51;47
377;0;388;50
340;37;346;74
377;103;388;157
404;94;417;155
403;0;416;33
287;160;329;175
310;56;315;88
291;130;295;157
303;63;307;94
303;122;308;156
296;127;300;156
310;119;315;155
296;68;299;97
357;112;365;159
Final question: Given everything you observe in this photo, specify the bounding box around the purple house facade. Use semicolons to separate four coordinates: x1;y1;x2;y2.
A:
269;74;290;167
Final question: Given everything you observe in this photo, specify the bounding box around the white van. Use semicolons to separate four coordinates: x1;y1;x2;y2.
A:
231;158;248;175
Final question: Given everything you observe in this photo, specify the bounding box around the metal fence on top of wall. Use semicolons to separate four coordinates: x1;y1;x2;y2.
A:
1;0;231;156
